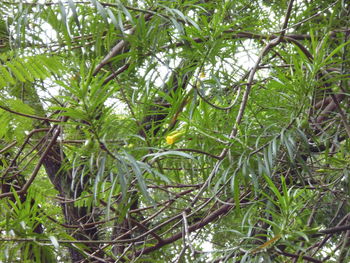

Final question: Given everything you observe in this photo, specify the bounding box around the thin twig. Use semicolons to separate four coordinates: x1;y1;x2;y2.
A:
0;118;67;199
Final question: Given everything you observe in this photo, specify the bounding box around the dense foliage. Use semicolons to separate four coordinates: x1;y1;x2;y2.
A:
1;0;350;262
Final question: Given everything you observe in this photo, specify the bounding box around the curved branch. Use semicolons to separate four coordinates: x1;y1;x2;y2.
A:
0;104;61;123
132;198;234;258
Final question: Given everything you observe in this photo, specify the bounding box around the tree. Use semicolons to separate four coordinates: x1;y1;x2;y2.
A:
0;0;350;262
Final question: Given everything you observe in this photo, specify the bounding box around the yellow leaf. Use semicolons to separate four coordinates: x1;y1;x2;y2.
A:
251;234;282;254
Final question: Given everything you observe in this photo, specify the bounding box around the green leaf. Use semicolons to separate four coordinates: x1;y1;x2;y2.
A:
67;0;81;30
263;174;286;211
145;150;195;162
324;39;350;63
6;62;26;82
123;152;153;204
49;236;59;249
231;171;241;213
89;0;108;22
0;66;15;85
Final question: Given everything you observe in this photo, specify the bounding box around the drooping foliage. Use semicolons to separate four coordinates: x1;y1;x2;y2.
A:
0;0;350;262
